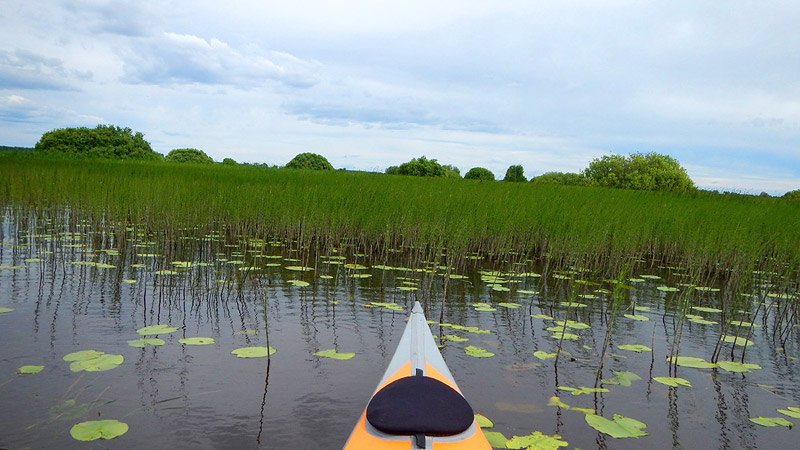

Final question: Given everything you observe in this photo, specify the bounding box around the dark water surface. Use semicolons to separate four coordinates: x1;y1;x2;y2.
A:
1;211;799;449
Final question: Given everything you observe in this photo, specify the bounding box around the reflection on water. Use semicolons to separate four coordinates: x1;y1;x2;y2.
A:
0;209;798;449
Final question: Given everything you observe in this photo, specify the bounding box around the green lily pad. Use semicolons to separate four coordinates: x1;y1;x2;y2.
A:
285;266;314;272
585;413;648;438
530;314;553;320
127;338;165;348
554;320;590;330
0;307;14;313
777;407;800;419
18;365;44;374
63;350;105;362
549;331;580;341
441;334;469;342
474;413;494;428
623;314;649;321
506;431;568;449
534;350;557;360
483;430;508;448
657;286;680;292
287;280;310;287
122;279;136;284
667;356;717;369
154;269;178;275
721;335;754;347
547;396;571;409
602;371;641;387
70;354;123;372
749;416;793;428
179;337;215;346
557;386;610;395
232;346;276;358
70;419;128;441
618;344;651;353
497;302;521;308
653;377;692;387
136;324;179;335
717;360;761;373
559;302;587;308
314;349;355;360
465;346;495;358
691;306;722;313
688;316;717;325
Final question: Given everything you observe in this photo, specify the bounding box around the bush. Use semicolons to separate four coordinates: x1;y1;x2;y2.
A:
503;165;526;182
166;148;214;164
783;189;800;200
463;167;495;181
583;152;695;191
285;152;334;170
530;172;586;186
385;165;400;175
34;125;161;160
395;156;447;177
442;164;461;178
222;158;238;165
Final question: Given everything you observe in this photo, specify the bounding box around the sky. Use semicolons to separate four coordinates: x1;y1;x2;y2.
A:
1;0;798;194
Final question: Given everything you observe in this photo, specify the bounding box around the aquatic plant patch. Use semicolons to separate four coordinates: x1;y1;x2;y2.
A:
70;419;128;441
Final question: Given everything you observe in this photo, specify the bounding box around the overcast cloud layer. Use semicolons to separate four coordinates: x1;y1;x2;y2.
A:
1;0;798;194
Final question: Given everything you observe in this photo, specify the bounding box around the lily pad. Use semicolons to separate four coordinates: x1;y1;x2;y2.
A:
63;350;105;362
585;413;648;438
70;354;123;372
179;337;215;346
483;430;508;448
127;338;165;348
777;407;800;419
285;266;314;272
465;345;495;358
618;344;651;353
474;414;494;428
18;365;44;374
554;320;590;330
559;302;587;308
136;324;179;335
534;350;557;360
749;416;793;428
602;371;641;387
558;386;610;395
668;356;717;369
547;396;571;409
691;306;722;313
623;314;649;321
716;360;761;373
287;280;310;287
657;286;680;292
653;377;692;387
441;334;469;342
549;331;580;341
0;307;14;313
530;314;553;320
506;431;568;449
70;419;128;441
721;335;754;347
497;302;521;308
314;349;355;360
232;346;276;358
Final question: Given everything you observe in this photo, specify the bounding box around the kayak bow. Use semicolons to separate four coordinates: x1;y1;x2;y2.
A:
343;302;490;449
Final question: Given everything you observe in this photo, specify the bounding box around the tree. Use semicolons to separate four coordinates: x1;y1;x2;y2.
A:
503;165;526;182
396;156;446;177
166;148;214;164
34;124;161;160
285;152;334;170
385;165;400;175
463;167;495;181
530;172;586;186
222;157;238;165
442;164;461;178
582;152;695;191
783;189;800;200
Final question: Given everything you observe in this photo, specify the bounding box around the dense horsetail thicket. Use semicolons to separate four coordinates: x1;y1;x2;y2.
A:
1;152;798;277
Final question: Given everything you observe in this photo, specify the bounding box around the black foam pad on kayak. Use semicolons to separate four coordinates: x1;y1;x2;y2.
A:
366;375;474;438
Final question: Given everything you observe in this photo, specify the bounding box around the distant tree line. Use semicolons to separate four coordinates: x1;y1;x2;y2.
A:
17;125;798;196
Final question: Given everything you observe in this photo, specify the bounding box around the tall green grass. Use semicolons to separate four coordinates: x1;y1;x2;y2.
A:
2;152;798;275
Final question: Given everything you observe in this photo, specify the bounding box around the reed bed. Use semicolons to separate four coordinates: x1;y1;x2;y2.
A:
1;152;798;277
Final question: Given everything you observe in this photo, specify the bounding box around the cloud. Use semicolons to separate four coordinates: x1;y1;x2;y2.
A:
0;94;103;125
0;49;86;90
61;0;153;37
119;32;319;89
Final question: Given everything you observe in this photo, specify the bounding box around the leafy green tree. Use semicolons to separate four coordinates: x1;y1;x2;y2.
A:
503;165;526;182
396;156;447;177
583;152;695;191
530;171;586;186
166;148;214;164
385;165;400;175
442;164;461;178
285;152;334;170
222;157;238;165
34;125;161;160
463;167;495;181
783;189;800;200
